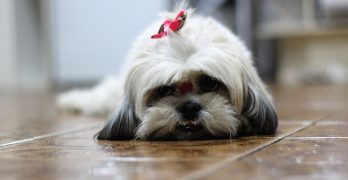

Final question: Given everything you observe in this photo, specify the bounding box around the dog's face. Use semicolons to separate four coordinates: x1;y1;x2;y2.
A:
97;14;278;141
136;73;241;140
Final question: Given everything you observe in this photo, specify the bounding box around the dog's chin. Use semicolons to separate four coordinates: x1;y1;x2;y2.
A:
145;124;232;141
161;119;208;140
146;124;212;141
136;120;207;141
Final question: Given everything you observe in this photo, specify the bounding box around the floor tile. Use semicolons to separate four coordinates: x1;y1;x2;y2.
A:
288;121;348;138
0;122;304;179
0;92;103;144
1;86;347;179
196;139;348;180
272;86;348;121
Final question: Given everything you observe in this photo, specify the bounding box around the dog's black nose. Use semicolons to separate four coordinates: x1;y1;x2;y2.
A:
178;101;202;120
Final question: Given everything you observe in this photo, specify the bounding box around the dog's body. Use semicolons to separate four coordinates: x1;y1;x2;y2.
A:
59;10;278;140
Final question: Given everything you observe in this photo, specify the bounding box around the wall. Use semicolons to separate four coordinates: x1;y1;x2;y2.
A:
0;0;51;91
0;0;17;89
52;0;168;85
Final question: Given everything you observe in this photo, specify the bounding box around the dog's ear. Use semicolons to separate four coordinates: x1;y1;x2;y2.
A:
97;97;139;140
242;84;278;135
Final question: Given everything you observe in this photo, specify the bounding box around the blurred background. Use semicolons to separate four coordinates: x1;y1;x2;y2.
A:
1;0;348;92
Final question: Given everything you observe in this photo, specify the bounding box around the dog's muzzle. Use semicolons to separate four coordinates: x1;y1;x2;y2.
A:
176;101;203;131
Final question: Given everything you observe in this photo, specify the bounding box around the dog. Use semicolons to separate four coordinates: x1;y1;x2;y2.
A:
59;8;278;141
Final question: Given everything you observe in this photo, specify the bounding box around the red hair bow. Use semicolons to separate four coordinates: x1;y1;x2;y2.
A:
151;10;187;39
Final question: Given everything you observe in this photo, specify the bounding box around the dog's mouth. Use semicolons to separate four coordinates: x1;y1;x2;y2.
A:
176;120;203;132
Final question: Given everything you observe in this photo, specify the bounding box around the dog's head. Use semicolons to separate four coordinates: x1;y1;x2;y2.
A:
97;12;277;141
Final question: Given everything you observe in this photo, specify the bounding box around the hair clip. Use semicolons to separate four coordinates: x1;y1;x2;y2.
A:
151;10;187;39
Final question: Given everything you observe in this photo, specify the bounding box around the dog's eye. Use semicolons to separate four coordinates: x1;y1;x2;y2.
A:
199;75;220;92
157;85;175;97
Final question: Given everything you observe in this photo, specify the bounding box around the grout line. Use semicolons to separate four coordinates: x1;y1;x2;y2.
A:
181;120;317;180
286;136;348;140
277;120;313;124
315;121;348;125
100;157;215;162
0;124;100;149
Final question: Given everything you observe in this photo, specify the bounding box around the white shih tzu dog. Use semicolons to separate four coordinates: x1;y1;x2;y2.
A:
59;8;278;141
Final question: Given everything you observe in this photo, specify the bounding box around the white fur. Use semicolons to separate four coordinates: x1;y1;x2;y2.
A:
59;9;277;140
57;76;123;115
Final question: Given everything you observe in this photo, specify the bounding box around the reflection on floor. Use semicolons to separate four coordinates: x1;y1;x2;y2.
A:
0;86;348;179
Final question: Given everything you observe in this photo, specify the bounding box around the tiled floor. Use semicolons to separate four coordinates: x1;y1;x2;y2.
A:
0;86;347;179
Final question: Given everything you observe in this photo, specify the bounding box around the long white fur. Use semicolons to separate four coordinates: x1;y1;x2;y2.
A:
58;8;276;140
126;14;256;118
